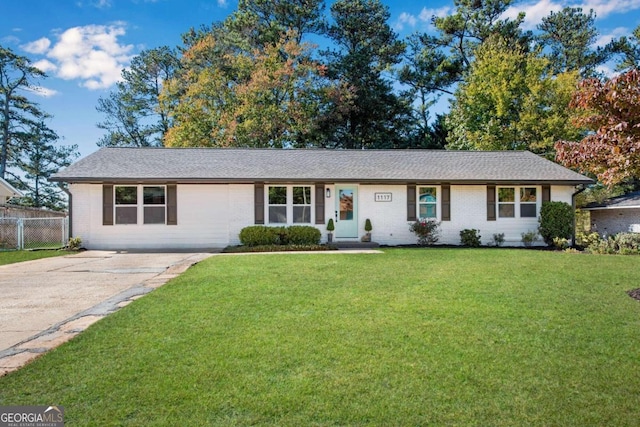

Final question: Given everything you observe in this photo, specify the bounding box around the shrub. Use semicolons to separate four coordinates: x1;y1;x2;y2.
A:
67;237;82;250
460;229;481;247
409;219;440;246
587;233;640;255
539;201;574;246
553;237;570;250
491;233;505;247
327;218;335;232
521;230;538;247
576;231;600;248
364;218;372;232
239;226;280;246
287;226;321;245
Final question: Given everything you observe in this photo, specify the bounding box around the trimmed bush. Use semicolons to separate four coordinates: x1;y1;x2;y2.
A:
239;226;280;246
409;219;440;246
521;230;539;247
539;201;574;246
460;229;481;247
239;225;320;247
287;226;321;245
587;233;640;255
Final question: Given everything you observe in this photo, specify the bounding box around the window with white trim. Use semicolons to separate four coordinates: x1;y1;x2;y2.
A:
143;186;166;224
268;185;313;224
115;186;138;224
418;187;437;219
498;187;539;218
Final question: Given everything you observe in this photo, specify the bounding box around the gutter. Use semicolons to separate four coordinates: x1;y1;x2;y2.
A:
57;183;72;241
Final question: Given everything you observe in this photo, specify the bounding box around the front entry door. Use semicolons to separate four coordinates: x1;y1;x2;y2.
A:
335;185;358;238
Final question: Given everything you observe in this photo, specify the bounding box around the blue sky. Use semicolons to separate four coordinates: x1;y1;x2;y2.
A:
1;0;639;157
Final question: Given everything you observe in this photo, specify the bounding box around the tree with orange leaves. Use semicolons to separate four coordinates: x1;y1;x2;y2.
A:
555;69;640;186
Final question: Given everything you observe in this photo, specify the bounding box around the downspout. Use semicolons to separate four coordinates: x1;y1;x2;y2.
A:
58;183;72;241
571;185;587;247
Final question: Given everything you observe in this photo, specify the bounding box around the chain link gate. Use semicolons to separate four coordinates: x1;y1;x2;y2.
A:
0;217;68;250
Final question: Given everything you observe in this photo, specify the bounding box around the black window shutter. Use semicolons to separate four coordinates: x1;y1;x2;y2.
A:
103;184;113;226
407;185;416;221
167;185;177;225
441;185;451;221
487;185;496;221
542;185;551;203
255;184;265;224
315;184;325;224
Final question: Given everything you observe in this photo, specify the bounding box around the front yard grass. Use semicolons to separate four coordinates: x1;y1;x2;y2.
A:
0;249;73;266
1;248;639;425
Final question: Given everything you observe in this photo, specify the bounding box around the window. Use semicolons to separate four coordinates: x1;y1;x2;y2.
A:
418;187;437;218
143;186;166;224
293;186;311;223
267;185;313;224
268;186;287;223
498;188;515;218
115;186;137;224
520;188;537;218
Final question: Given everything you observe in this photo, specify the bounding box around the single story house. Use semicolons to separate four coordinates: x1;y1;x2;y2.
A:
582;191;640;236
0;177;23;204
50;148;593;250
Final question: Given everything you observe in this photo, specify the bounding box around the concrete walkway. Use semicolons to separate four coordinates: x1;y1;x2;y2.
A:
0;250;213;376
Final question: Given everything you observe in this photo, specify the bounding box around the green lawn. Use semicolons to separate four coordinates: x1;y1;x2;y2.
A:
0;249;73;266
1;249;639;425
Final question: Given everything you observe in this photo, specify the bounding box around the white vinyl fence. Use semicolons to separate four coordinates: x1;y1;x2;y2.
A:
0;217;69;250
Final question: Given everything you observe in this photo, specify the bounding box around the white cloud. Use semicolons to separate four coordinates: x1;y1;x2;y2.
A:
580;0;640;19
418;6;453;22
395;12;418;31
24;23;134;90
394;6;452;32
217;0;227;7
21;37;52;54
33;59;58;73
596;26;629;47
94;0;112;8
502;0;563;30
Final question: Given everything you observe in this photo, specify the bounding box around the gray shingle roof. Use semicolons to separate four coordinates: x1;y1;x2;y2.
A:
51;147;593;185
583;191;640;210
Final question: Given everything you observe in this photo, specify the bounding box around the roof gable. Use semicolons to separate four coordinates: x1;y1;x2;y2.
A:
51;148;593;185
0;177;24;199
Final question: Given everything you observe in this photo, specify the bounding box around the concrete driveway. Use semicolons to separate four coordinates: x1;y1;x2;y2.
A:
0;250;213;376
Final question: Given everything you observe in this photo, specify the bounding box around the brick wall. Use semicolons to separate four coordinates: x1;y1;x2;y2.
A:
590;208;640;236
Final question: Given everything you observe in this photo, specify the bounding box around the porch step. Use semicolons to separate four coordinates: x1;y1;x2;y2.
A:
333;241;380;249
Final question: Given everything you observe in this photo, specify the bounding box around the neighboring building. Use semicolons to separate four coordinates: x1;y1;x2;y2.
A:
51;148;593;250
0;177;23;204
583;191;640;236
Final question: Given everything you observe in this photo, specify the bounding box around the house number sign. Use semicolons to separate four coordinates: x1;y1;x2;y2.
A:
375;192;392;202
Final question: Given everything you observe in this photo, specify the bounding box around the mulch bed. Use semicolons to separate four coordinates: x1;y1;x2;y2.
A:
627;288;640;301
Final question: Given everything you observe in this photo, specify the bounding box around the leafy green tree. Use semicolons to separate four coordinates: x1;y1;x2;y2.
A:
0;46;47;179
96;46;180;147
536;7;608;77
611;24;640;71
447;36;582;155
323;0;409;148
11;121;78;210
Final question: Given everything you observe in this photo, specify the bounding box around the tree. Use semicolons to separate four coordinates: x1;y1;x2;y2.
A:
0;46;47;179
10;121;78;210
555;69;640;186
96;46;180;147
611;24;640;71
536;7;607;77
446;36;582;155
323;0;409;148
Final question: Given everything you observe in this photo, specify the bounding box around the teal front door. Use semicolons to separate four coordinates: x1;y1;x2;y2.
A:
335;186;358;238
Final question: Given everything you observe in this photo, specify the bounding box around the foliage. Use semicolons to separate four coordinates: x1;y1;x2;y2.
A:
521;230;539;247
239;225;320;247
409;218;440;246
222;243;332;253
322;0;410;149
97;46;180;147
610;24;640;71
536;7;608;77
66;237;82;251
447;35;582;155
326;218;335;232
460;228;481;247
538;201;574;246
587;233;640;255
491;233;505;247
364;218;372;232
286;225;321;245
552;237;570;250
555;69;640;186
576;231;601;248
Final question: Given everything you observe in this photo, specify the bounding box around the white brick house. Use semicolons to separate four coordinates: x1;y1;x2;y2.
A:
51;148;592;250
